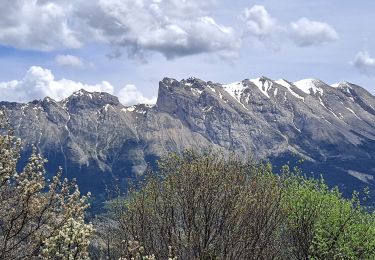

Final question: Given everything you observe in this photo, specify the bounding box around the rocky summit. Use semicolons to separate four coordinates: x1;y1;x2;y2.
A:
2;77;375;201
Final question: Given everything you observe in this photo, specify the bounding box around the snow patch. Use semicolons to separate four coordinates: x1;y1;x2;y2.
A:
317;96;343;120
124;106;136;112
122;105;150;114
65;112;72;136
207;85;216;93
104;104;111;112
293;79;324;95
345;107;361;120
331;81;350;88
276;79;305;100
250;78;272;98
222;82;249;109
74;89;86;97
222;82;247;102
218;91;228;103
334;82;355;101
191;88;203;96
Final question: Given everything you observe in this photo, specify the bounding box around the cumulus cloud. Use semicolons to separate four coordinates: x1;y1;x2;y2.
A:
0;0;81;51
76;0;240;59
117;85;157;106
0;1;339;58
241;5;338;48
0;66;156;105
0;0;240;59
352;51;375;75
0;66;113;102
290;18;339;47
55;55;89;68
241;5;281;37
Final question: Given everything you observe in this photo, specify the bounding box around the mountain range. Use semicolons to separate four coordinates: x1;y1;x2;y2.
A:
2;76;375;205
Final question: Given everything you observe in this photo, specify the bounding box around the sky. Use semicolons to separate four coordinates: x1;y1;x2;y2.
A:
0;0;375;105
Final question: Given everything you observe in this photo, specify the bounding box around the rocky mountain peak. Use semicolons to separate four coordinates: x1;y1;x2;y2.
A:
61;89;120;113
331;81;350;88
160;77;180;89
183;77;206;87
42;96;57;104
259;76;273;82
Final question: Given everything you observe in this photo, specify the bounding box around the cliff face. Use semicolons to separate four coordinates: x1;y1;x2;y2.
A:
2;77;375;197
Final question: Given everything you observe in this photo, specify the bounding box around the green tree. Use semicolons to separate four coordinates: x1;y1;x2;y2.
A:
283;166;375;259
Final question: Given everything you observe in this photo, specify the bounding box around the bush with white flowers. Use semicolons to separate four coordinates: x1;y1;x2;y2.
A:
0;108;93;259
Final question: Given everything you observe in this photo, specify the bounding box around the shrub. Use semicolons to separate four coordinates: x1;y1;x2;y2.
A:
0;109;93;259
283;166;375;259
111;151;286;259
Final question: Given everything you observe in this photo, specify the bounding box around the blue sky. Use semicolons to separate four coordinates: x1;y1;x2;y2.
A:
0;0;374;105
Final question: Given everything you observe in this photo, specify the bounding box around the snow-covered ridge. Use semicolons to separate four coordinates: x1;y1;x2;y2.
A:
222;77;355;101
122;104;154;114
222;81;247;102
222;77;274;101
275;79;305;101
331;81;353;94
250;77;272;98
293;79;324;95
331;81;350;88
72;89;94;99
275;79;304;100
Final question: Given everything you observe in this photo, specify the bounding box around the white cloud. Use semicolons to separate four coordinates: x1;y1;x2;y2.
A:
290;18;338;47
0;0;81;51
0;66;156;105
241;5;338;48
241;5;281;37
352;51;375;75
0;1;339;59
0;0;240;59
76;0;241;59
55;55;87;68
117;85;157;105
0;66;113;102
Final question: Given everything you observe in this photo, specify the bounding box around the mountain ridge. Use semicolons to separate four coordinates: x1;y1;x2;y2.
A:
1;76;375;202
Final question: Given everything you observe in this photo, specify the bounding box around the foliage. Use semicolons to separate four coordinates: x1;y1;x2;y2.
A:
282;166;375;259
0;109;93;259
110;151;287;259
102;151;375;260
